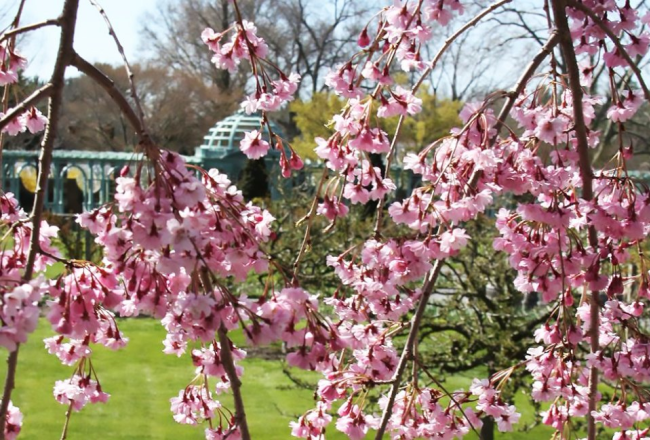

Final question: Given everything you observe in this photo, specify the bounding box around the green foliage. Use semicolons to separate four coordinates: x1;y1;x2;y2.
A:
418;216;551;402
239;182;374;295
289;91;463;161
289;93;345;160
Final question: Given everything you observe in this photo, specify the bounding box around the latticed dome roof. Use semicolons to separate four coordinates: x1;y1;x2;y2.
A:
200;109;284;153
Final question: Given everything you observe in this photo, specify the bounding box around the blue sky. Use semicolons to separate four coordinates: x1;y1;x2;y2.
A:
1;0;160;78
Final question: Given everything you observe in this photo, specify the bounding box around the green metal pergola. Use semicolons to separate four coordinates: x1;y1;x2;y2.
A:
2;110;283;214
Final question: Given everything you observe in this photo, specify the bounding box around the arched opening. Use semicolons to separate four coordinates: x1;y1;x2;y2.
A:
61;166;85;214
17;164;37;212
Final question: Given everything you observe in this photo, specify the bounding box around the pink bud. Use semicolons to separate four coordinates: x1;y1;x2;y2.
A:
289;150;304;170
357;28;370;48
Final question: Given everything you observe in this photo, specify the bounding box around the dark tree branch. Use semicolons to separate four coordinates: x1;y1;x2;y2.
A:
551;2;600;439
0;1;80;438
0;84;53;133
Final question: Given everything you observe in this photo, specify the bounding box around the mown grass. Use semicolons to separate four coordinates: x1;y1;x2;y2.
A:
2;318;553;439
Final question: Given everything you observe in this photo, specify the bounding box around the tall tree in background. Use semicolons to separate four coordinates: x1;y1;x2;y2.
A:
58;63;236;153
140;0;372;97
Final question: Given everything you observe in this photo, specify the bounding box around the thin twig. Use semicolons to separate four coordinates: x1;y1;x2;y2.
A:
0;19;60;43
60;402;73;440
292;168;328;283
373;114;405;237
413;0;514;93
565;0;650;101
87;0;148;133
494;31;560;134
0;348;18;439
551;2;600;439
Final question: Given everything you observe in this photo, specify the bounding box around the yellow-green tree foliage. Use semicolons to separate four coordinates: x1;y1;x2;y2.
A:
289;91;463;160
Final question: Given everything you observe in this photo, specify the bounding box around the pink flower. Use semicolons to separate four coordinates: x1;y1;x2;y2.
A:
201;27;222;52
607;91;643;122
0;112;25;136
377;86;422;118
317;196;349;221
439;228;470;254
272;72;301;101
3;402;22;440
357;28;371;47
19;107;48;133
239;130;270;159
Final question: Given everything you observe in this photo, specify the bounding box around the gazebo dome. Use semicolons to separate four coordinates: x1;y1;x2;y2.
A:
193;109;284;182
197;109;284;159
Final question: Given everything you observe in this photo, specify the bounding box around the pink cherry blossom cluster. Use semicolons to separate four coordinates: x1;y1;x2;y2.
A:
3;0;650;438
73;151;282;437
0;278;48;352
0;174;58;437
566;1;649;124
0;107;48;136
284;0;650;437
201;20;268;73
376;387;485;438
0;192;59;353
170;385;220;425
53;373;109;412
569;2;649;66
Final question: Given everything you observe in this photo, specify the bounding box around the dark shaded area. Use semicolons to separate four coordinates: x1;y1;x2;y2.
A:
63;178;84;214
239;159;270;200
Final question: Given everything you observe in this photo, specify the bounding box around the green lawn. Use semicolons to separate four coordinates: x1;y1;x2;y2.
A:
2;318;552;439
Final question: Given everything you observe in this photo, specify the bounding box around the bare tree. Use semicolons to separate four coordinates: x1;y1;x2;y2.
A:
140;0;373;97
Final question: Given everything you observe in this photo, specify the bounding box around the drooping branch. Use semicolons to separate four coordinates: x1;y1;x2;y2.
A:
414;0;514;93
0;1;81;437
374;26;562;440
494;31;560;133
550;2;600;440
